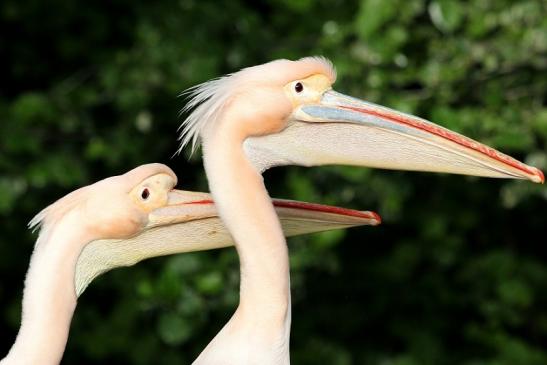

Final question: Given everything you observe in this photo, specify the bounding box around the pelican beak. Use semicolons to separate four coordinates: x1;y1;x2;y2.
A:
245;90;543;183
148;189;381;228
75;189;380;296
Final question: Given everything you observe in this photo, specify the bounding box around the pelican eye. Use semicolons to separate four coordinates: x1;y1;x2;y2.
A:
141;188;150;200
294;82;303;93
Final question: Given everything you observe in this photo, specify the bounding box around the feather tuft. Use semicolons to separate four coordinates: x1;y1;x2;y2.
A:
28;187;88;240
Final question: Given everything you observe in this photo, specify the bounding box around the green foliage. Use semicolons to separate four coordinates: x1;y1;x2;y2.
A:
1;0;546;364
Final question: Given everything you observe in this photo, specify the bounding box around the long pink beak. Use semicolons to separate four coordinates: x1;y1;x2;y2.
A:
245;90;543;183
149;190;381;227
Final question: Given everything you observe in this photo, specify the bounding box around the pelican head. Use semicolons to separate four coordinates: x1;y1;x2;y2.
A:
30;163;179;241
179;57;543;183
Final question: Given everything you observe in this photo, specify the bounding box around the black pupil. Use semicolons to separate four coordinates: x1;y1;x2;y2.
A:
141;188;150;200
295;82;303;93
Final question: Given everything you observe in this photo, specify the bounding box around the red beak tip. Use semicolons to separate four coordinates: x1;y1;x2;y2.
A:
538;169;545;184
370;211;382;225
530;168;545;184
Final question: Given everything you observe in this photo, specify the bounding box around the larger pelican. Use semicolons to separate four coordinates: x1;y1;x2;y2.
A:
179;57;543;364
1;163;379;364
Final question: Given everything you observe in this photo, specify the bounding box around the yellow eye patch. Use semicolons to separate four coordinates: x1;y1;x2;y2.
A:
283;74;333;107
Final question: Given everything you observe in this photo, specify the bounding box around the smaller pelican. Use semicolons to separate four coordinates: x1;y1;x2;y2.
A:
1;163;379;365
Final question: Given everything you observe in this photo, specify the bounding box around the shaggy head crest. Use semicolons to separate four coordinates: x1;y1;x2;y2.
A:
28;186;89;246
177;56;336;154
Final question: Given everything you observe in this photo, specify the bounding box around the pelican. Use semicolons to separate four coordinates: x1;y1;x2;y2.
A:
179;57;543;364
1;163;379;365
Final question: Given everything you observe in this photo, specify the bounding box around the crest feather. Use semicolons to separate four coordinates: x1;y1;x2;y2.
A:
28;186;88;238
177;73;237;154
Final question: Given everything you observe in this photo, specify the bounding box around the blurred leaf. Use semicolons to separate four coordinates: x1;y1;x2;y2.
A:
195;271;223;295
355;0;398;40
497;279;532;308
428;0;464;33
157;313;192;345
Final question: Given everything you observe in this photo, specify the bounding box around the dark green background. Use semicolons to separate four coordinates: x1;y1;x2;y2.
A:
1;0;546;364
